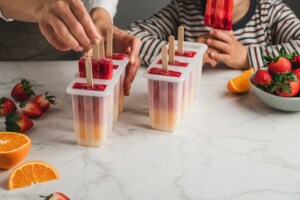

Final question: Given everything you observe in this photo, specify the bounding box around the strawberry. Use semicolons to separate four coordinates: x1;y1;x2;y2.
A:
0;97;17;117
253;70;272;90
263;48;293;75
20;101;43;118
11;79;35;102
5;112;34;133
33;92;56;112
40;192;70;200
293;55;300;68
271;72;300;97
292;68;300;81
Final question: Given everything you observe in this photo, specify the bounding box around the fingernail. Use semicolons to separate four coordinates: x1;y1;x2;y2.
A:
75;46;83;52
207;39;211;44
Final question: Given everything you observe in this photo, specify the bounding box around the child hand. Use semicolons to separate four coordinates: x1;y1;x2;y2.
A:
196;33;219;67
206;29;250;69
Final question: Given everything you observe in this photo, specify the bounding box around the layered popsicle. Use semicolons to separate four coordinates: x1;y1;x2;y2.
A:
144;27;207;131
146;67;184;132
67;27;129;146
204;0;234;30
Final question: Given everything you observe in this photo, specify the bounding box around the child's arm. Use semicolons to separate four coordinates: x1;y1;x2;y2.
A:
247;2;300;70
127;0;179;66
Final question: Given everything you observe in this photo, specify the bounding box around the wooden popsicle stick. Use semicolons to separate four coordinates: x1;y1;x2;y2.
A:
178;26;184;54
85;58;93;87
106;26;113;58
168;35;175;64
99;38;105;59
162;44;168;73
92;41;100;61
84;48;92;57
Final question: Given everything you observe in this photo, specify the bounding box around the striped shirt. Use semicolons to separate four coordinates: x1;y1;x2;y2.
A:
128;0;300;70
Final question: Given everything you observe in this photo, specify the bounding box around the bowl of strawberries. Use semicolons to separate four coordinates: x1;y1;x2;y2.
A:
250;48;300;111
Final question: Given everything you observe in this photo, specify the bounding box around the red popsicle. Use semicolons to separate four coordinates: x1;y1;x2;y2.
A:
204;0;233;30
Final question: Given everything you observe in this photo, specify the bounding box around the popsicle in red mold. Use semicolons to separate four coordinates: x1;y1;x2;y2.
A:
204;0;234;30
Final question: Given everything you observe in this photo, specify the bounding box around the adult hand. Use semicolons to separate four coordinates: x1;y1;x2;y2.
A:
91;8;141;96
38;0;101;52
206;29;250;69
0;0;101;51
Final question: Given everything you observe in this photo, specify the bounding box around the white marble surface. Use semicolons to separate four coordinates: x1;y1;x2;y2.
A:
1;61;300;200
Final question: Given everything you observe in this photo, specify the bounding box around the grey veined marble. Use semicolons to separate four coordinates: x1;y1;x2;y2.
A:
1;62;300;200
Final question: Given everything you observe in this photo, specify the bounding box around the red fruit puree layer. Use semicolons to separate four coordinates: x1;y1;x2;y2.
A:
157;59;188;67
73;82;107;91
78;57;113;79
112;53;126;60
113;65;119;69
148;67;181;77
175;50;196;58
99;58;113;79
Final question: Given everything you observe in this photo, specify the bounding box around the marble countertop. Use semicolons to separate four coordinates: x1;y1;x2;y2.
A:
1;61;300;200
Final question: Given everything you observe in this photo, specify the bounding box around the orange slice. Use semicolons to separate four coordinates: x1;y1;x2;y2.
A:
8;161;59;190
227;68;254;94
0;132;31;170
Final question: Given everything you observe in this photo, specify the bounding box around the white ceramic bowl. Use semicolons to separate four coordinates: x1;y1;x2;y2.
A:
250;74;300;111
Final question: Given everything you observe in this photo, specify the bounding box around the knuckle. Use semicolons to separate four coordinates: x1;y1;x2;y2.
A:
72;23;83;33
56;27;68;38
52;1;66;10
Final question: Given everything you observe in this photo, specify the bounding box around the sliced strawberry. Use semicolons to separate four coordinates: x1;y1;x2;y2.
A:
253;70;272;90
0;97;17;117
263;48;293;75
5;112;34;133
271;72;300;97
11;79;35;101
33;92;57;112
40;192;70;200
20;101;43;118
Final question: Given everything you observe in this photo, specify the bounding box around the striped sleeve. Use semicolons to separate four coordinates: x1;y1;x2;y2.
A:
248;1;300;70
127;0;179;66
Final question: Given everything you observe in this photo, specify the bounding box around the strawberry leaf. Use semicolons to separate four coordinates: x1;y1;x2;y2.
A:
5;112;21;132
0;97;5;105
282;84;291;94
21;79;35;96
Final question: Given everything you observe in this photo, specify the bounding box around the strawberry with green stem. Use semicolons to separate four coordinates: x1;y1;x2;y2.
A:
270;72;300;97
263;47;293;75
0;97;17;117
11;79;35;102
5;112;34;133
33;92;57;112
253;70;273;91
40;192;70;200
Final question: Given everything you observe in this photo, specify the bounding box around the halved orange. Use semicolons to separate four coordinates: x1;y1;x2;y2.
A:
227;68;254;94
0;132;31;170
8;161;59;190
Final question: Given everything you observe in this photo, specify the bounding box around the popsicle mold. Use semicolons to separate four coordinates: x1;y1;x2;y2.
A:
67;54;129;146
144;41;207;131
